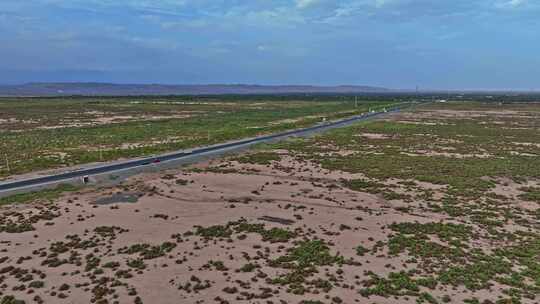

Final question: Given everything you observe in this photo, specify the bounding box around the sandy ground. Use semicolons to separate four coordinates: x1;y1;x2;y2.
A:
0;113;198;132
1;149;536;304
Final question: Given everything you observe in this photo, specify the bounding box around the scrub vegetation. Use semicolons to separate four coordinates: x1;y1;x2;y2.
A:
0;96;398;178
265;101;540;303
1;100;539;304
0;184;77;206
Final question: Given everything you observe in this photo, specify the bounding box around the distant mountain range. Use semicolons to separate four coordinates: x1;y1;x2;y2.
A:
0;83;390;96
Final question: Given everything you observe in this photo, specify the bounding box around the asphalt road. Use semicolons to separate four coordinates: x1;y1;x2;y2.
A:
0;105;407;193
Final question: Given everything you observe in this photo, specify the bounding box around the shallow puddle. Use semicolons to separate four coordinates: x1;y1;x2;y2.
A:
93;192;141;205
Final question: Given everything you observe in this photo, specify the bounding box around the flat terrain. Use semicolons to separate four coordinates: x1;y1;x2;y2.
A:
0;96;395;179
0;101;539;304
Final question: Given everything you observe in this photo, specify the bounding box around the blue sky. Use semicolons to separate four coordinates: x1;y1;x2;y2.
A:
0;0;538;89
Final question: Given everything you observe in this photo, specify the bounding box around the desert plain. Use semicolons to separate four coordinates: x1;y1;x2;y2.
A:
1;101;539;304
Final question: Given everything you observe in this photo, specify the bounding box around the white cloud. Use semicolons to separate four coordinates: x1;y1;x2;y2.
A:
374;0;393;8
241;8;306;28
296;0;321;9
506;0;526;7
495;0;527;8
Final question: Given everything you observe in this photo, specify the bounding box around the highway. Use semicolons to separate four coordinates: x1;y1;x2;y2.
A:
0;104;409;193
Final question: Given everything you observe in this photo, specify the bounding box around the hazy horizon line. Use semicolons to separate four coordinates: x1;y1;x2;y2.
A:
1;81;539;93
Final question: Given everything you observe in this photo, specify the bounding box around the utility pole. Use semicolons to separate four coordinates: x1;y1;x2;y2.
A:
99;149;103;161
355;96;358;108
4;154;10;173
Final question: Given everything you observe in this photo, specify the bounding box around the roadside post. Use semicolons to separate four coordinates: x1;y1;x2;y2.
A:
4;154;9;174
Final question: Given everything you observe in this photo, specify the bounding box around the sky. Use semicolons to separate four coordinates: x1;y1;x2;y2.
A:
0;0;539;90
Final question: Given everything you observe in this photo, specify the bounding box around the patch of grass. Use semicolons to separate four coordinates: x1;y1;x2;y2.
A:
0;184;77;206
355;245;369;256
127;259;146;270
382;191;411;201
387;224;540;298
272;240;345;268
359;271;437;299
269;240;348;294
390;222;472;243
238;263;257;273
518;187;540;203
344;179;387;195
437;254;513;291
175;179;189;186
234;152;281;165
194;224;233;239
118;242;176;260
28;280;45;288
233;221;297;243
194;219;297;243
387;222;472;263
0;295;26;304
418;292;439;304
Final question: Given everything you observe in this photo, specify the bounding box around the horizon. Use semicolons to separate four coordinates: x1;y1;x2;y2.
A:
1;82;540;94
1;1;539;90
